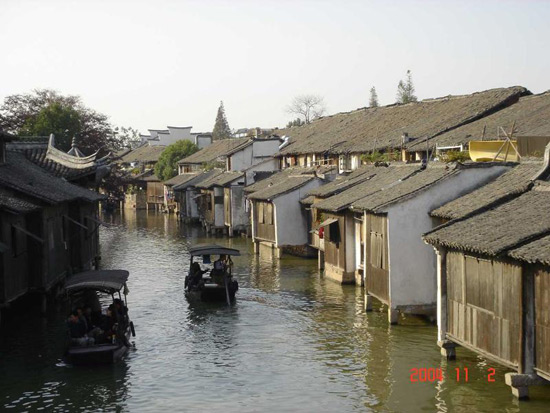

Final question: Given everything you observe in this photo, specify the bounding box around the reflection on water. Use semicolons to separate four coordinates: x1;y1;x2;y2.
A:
1;210;550;412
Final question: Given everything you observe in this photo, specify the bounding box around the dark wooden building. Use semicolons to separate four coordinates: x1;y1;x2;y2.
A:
0;146;104;316
424;183;550;399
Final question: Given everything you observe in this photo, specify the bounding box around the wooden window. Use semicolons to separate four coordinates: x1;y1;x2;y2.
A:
11;225;17;257
258;202;264;224
370;231;385;269
328;221;340;244
266;203;273;225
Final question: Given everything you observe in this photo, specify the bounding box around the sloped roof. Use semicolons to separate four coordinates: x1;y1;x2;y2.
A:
430;162;542;220
163;173;198;187
409;91;550;151
306;165;377;198
172;169;224;191
277;86;527;156
423;184;550;256
351;164;463;213
0;151;104;204
7;138;107;181
119;144;166;164
177;138;251;165
196;171;244;189
244;166;335;194
0;188;40;214
247;175;316;201
508;234;550;266
313;164;420;212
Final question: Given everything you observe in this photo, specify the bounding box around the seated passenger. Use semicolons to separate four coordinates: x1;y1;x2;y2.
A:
99;305;117;342
188;262;206;288
213;255;227;272
67;311;94;346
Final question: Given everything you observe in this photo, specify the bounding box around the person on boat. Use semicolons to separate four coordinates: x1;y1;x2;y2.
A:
99;305;117;342
213;255;227;272
211;255;228;285
67;311;95;346
187;262;206;288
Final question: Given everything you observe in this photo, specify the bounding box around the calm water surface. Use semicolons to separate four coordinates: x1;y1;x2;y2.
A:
1;211;550;412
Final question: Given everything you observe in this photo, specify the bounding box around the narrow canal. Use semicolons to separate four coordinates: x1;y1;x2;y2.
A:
1;211;549;412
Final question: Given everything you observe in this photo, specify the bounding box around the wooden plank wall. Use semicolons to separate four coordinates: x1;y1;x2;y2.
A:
535;266;550;378
255;201;275;241
447;251;521;367
324;213;345;270
365;214;389;303
224;188;231;226
0;213;29;304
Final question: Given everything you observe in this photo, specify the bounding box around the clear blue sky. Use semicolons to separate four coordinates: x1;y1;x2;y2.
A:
1;0;549;134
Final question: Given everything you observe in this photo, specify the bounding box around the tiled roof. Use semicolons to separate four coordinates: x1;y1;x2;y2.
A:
277;86;527;156
313;164;420;212
307;165;377;198
430;162;542;220
408;91;550;151
195;171;244;189
118;144;166;164
424;183;550;256
0;188;41;213
177;138;251;164
172;169;224;191
247;175;315;201
508;234;550;266
163;173;198;187
351;164;460;213
7;140;104;181
244;166;335;194
0;151;104;204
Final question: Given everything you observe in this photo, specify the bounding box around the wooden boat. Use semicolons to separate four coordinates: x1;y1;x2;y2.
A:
63;270;135;365
184;244;240;304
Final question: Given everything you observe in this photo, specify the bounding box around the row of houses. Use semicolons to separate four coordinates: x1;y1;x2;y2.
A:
0;132;106;322
158;86;550;398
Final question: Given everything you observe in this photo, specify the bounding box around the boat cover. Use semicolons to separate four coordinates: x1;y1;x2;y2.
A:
189;244;241;257
66;270;129;293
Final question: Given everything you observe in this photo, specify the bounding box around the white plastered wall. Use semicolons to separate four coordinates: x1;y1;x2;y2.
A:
385;165;510;308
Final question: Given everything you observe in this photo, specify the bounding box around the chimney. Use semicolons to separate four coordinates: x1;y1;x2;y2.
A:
401;132;409;145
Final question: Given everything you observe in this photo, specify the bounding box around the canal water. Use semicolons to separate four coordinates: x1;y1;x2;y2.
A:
1;211;550;412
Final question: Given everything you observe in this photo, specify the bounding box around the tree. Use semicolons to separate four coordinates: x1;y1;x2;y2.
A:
0;89;118;153
285;117;304;128
369;87;379;107
20;102;82;149
114;126;141;148
154;140;199;181
286;94;326;124
212;101;232;141
396;70;418;104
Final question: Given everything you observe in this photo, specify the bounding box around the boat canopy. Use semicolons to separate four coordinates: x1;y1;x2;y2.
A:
66;270;129;294
189;244;241;257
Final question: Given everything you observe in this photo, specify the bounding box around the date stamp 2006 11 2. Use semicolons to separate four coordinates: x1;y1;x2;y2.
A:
409;367;497;383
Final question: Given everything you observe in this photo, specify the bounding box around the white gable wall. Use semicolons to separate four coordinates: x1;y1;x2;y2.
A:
384;165;511;309
274;179;323;247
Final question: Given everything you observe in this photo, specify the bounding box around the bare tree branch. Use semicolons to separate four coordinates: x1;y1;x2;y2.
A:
286;94;326;124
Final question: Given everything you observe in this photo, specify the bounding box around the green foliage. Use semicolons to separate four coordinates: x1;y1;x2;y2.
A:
396;70;418;104
0;89;117;153
201;161;225;171
369;86;379;107
212;101;232;141
360;150;400;163
154;140;199;181
114;126;141;148
440;150;470;163
286;117;304;128
20;102;81;150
